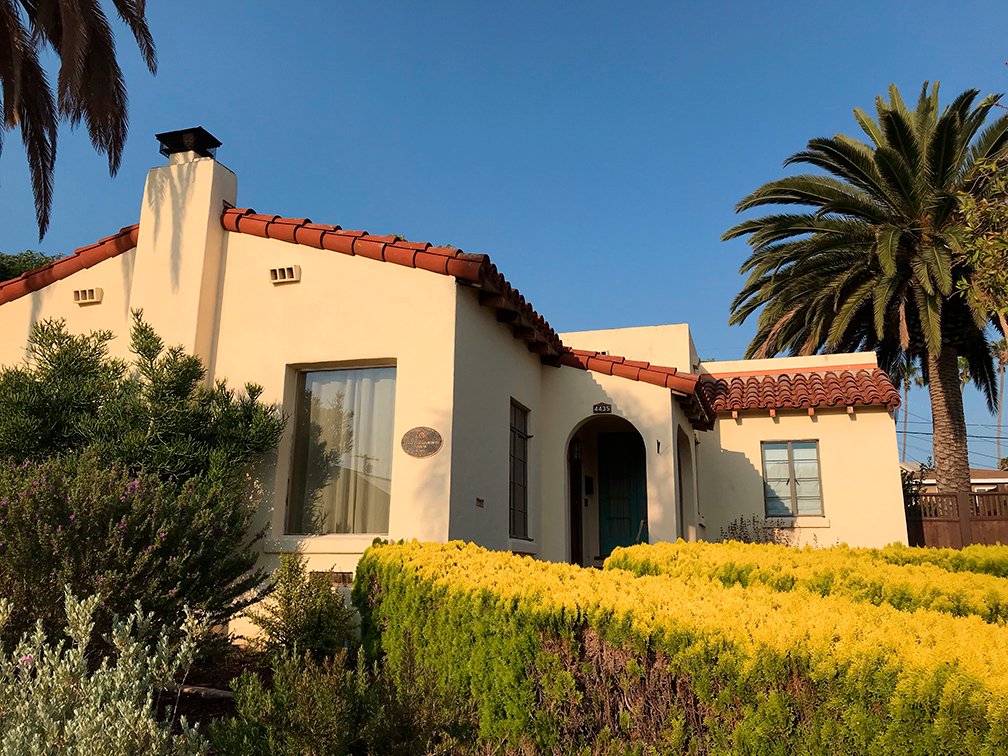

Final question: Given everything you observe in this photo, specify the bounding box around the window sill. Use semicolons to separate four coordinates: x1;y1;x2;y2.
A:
265;533;387;555
509;538;538;556
761;516;830;529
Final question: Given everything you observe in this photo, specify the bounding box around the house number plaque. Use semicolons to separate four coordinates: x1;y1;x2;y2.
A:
593;402;612;414
401;427;443;458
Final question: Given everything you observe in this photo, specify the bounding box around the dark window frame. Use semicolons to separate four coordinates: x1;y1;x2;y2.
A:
509;399;531;540
760;439;824;517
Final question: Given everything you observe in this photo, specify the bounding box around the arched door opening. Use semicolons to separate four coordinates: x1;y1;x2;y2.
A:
676;426;696;540
567;416;648;567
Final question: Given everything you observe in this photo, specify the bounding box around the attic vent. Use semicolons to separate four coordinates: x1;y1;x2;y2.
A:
73;288;103;305
270;265;301;284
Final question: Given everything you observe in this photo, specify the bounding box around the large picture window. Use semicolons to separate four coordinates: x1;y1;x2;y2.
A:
286;366;396;535
761;440;823;517
509;400;530;539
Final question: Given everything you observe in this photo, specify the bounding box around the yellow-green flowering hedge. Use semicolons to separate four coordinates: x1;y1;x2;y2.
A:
604;540;1008;623
353;540;1008;755
874;542;1008;578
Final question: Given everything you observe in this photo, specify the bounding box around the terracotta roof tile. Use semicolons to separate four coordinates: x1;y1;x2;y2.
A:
0;224;140;306
700;368;900;414
560;348;714;429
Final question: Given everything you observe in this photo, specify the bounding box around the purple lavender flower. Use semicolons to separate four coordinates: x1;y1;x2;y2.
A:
69;514;75;522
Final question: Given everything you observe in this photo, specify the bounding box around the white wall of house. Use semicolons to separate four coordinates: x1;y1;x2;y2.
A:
0;149;910;577
213;229;462;574
448;287;544;553
539;368;682;563
0;246;139;367
695;353;907;547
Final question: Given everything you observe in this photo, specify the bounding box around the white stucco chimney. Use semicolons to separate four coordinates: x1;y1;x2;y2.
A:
130;127;236;371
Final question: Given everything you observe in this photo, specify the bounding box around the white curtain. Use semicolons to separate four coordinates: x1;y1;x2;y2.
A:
289;367;396;534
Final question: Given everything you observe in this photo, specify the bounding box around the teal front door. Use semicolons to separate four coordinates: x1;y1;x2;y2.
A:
598;432;648;557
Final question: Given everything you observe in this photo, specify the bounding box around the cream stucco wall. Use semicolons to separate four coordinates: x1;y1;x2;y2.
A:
695;350;906;546
0;151;909;582
561;324;699;372
696;407;907;546
539;368;683;562
448;289;544;553
211;230;461;575
0;248;139;366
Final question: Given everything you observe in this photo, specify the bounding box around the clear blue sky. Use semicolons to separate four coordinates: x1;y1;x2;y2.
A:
2;1;1007;466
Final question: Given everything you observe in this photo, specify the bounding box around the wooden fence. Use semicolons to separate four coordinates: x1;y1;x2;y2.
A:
905;492;1008;548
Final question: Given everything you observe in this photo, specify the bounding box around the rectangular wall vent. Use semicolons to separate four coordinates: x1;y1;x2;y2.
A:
269;265;301;284
73;288;103;305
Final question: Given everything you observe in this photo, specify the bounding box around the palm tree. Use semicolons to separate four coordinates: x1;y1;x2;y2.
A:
725;83;1008;493
0;2;157;238
994;338;1008;461
891;355;923;462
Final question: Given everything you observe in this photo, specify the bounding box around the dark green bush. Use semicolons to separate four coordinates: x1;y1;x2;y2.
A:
247;552;355;660
0;250;56;281
208;650;462;756
0;312;284;486
0;313;285;642
0;454;269;643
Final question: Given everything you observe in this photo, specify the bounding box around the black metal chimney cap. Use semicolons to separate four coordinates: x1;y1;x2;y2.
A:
155;126;221;159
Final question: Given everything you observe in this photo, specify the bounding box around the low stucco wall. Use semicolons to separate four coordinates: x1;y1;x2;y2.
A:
696;407;908;547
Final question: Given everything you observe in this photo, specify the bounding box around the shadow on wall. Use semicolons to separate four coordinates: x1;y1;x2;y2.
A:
144;161;199;293
698;421;767;540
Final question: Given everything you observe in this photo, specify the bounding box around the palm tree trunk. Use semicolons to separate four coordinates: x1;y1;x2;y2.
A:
927;346;972;493
902;384;909;462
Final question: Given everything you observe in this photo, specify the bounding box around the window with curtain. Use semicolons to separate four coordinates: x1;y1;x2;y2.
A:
509;400;530;539
286;366;396;535
761;440;823;517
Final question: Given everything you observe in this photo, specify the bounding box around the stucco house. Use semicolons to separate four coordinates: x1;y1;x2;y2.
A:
0;129;908;575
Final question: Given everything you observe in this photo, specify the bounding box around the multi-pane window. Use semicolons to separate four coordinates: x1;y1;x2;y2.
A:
509;400;530;539
286;366;397;535
761;440;823;516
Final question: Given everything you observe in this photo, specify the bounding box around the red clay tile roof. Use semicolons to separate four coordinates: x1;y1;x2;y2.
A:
700;368;900;414
0;225;139;306
560;349;714;429
221;208;566;361
0;212;894;431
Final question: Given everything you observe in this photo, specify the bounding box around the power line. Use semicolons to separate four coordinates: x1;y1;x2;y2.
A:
901;429;1006;441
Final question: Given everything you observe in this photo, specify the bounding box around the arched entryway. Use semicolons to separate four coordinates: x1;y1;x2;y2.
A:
676;426;696;540
567;416;648;567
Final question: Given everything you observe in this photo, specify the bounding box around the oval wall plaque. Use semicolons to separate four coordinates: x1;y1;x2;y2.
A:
401;426;443;458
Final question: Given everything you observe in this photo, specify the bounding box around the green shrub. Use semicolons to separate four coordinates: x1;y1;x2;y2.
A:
0;250;56;281
354;541;1008;755
0;454;270;644
209;650;462;756
247;552;355;660
0;588;207;755
208;652;362;756
0;312;284;486
0;313;285;642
